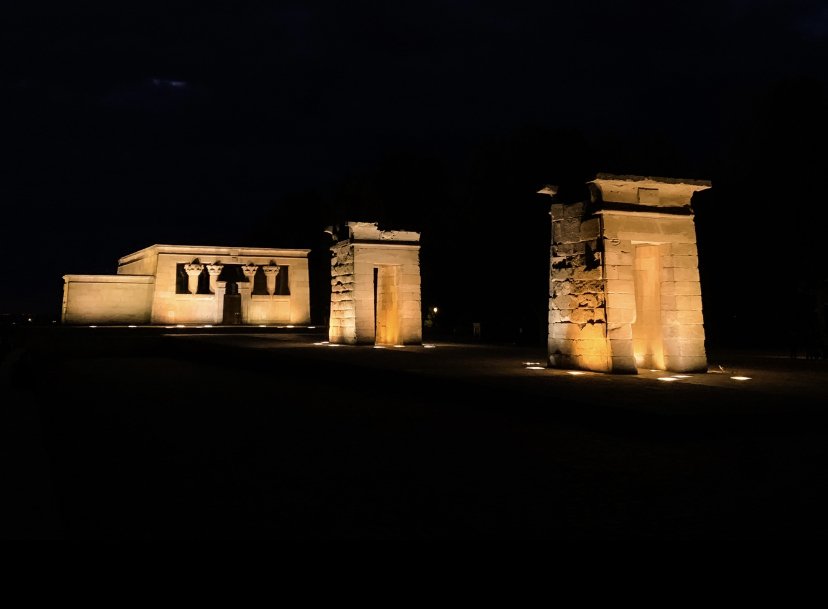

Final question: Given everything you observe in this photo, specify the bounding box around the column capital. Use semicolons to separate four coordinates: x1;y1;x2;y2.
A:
206;263;224;276
184;263;204;276
241;263;259;278
262;264;280;276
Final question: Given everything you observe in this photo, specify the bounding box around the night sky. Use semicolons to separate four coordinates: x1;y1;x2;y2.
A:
2;2;826;344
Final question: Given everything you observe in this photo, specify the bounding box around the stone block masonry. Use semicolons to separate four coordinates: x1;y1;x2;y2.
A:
328;222;422;346
542;175;711;374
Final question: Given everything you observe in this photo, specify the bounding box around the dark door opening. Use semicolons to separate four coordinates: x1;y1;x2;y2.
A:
223;282;242;325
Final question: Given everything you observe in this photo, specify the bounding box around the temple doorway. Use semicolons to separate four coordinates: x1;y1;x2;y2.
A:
223;282;242;325
631;244;666;370
374;266;401;345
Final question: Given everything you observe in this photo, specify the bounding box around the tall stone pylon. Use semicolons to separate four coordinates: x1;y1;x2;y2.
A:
541;174;711;373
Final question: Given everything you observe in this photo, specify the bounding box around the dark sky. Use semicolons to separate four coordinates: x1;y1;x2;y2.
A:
2;2;826;341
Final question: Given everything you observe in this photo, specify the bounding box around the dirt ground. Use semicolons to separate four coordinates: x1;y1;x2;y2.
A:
3;326;828;538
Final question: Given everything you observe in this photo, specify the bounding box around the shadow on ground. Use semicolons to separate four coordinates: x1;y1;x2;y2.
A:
3;326;828;538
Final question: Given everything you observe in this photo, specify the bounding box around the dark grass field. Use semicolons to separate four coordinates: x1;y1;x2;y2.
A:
3;326;828;538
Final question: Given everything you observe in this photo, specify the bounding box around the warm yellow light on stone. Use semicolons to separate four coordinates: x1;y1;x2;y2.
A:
731;376;752;381
542;174;711;375
61;244;311;326
329;222;422;347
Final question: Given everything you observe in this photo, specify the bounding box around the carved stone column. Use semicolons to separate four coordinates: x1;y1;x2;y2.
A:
214;280;227;324
241;264;258;290
184;263;204;295
206;264;224;294
262;265;280;295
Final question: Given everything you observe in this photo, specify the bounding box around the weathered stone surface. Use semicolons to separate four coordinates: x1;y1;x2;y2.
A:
563;201;586;218
609;338;635;357
606;293;636;310
329;222;422;345
607;324;632;339
611;356;638;374
663;355;708;373
551;204;565;221
661;254;699;269
676;310;704;325
604;251;634;266
580;218;600;240
663;324;706;339
671;243;698;256
672;267;700;282
606;279;635;294
676;295;703;311
606;307;636;324
547;174;709;374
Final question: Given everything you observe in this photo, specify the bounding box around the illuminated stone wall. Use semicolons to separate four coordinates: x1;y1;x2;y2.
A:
544;175;710;373
62;244;311;325
329;222;421;345
62;275;154;324
138;247;310;325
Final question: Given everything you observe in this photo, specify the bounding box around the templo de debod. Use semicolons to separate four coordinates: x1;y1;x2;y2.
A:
328;222;422;346
541;174;711;374
62;244;311;326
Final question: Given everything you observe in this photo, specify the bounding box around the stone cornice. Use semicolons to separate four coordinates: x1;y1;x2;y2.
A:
118;244;311;266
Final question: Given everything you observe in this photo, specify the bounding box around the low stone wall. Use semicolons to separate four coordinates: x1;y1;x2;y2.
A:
62;275;154;324
249;296;291;324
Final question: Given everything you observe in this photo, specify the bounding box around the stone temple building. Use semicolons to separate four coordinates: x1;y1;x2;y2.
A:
328;222;422;346
540;174;711;373
62;244;311;326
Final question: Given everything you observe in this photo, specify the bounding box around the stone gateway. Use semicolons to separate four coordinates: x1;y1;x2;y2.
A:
328;222;422;346
541;175;711;373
